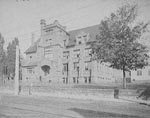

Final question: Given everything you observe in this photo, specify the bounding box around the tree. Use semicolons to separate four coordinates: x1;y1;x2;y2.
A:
91;3;149;88
6;38;19;79
0;33;6;77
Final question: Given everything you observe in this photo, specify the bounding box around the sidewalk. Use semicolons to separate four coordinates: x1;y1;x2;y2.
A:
1;102;84;118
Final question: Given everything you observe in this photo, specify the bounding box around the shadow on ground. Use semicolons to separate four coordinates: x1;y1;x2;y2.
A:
69;108;141;118
137;86;150;100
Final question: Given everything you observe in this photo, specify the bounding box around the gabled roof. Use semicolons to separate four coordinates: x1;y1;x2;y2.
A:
25;24;100;53
67;24;100;47
25;39;40;54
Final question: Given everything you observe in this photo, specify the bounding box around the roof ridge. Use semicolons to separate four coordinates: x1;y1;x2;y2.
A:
68;24;99;33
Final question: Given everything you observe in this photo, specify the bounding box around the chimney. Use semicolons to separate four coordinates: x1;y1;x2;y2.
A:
40;19;46;36
54;20;59;25
40;19;46;28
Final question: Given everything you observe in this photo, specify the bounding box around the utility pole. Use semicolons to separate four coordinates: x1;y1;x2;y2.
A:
15;45;19;95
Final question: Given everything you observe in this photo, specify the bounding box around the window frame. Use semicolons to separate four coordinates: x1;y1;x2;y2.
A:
44;48;53;60
73;49;80;58
84;48;91;57
137;70;142;76
27;68;34;74
63;51;69;59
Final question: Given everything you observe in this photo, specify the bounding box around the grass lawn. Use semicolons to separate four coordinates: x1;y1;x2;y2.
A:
72;82;150;90
127;82;150;89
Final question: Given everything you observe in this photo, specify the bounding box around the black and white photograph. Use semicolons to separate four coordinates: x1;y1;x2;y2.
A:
0;0;150;117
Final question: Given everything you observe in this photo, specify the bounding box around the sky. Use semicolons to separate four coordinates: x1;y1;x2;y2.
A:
0;0;150;54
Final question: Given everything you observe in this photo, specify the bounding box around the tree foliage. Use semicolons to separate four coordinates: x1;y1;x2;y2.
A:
0;33;6;76
6;38;19;78
91;3;149;88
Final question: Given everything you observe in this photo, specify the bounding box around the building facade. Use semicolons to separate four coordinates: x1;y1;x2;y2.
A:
131;67;150;83
131;47;150;83
22;20;123;84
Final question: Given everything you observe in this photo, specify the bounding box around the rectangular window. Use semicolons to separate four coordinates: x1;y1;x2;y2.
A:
83;35;87;42
45;39;52;45
74;62;79;70
73;77;76;83
73;49;80;58
84;48;91;57
84;77;87;83
45;53;53;60
77;36;82;45
63;40;66;46
63;51;69;59
137;70;142;76
63;63;68;72
49;39;52;45
85;62;89;71
27;68;34;74
44;48;53;60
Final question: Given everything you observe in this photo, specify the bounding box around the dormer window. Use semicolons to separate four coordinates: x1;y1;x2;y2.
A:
59;29;65;36
76;33;89;45
83;35;87;42
46;39;52;45
77;36;82;45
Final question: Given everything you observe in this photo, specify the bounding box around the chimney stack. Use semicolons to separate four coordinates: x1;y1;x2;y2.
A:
54;20;59;25
40;19;46;36
40;19;46;28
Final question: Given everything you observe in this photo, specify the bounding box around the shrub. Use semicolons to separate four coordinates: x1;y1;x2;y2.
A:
137;86;150;100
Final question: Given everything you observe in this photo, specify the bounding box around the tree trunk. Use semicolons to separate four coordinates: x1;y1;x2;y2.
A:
123;66;126;89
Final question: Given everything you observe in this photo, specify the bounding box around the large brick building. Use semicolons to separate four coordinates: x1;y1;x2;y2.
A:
22;20;123;84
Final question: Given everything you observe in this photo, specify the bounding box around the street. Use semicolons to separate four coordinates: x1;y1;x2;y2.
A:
0;94;150;118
